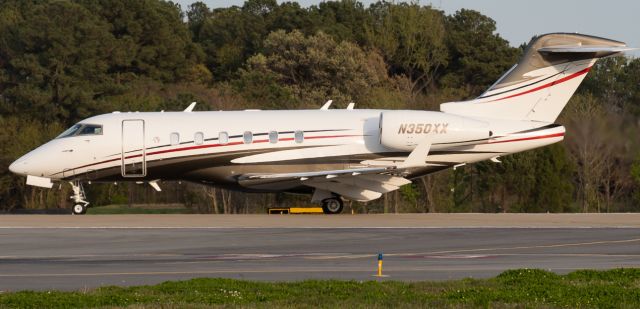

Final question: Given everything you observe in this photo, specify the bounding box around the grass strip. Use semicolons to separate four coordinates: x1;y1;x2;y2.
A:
1;268;640;308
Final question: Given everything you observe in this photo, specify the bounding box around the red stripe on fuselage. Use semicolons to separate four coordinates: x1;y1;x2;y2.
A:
134;135;359;158
489;132;564;144
489;67;591;102
57;134;361;175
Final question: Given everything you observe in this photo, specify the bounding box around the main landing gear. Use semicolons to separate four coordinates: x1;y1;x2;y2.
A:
321;197;344;214
70;180;89;215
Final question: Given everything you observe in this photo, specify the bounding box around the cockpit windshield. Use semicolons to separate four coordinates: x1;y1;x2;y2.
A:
56;124;103;138
56;124;82;138
78;124;103;136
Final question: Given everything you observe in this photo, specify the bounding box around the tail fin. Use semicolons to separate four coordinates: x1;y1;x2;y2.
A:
440;33;633;122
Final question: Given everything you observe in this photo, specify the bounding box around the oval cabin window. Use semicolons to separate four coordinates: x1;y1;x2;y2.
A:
243;131;253;144
219;131;229;145
194;132;204;145
170;132;180;146
294;130;304;143
269;131;278;143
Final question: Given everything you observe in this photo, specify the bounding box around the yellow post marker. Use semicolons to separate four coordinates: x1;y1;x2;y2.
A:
376;253;384;277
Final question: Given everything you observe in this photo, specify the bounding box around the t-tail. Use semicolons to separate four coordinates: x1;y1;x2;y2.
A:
440;33;634;122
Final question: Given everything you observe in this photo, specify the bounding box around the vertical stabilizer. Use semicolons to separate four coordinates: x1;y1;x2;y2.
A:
440;33;633;122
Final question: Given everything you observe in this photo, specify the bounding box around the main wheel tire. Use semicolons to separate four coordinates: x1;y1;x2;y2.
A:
321;198;343;214
72;204;87;215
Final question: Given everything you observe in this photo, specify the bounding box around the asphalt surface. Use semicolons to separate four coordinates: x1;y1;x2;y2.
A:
1;215;640;291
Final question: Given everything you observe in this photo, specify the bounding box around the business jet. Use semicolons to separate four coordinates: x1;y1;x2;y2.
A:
9;33;634;215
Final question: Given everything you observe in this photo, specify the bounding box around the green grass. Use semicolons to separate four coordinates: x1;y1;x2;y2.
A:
1;269;640;308
86;204;192;215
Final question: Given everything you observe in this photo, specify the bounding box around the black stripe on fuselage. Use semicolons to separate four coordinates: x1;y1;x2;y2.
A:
109;129;351;157
65;148;505;182
512;123;562;134
434;138;491;145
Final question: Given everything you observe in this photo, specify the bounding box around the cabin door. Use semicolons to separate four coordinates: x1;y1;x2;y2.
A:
121;119;146;177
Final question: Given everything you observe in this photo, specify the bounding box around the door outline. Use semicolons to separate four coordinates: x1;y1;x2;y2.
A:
121;119;146;177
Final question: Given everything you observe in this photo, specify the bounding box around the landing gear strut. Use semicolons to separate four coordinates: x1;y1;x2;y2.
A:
321;197;343;214
70;181;89;215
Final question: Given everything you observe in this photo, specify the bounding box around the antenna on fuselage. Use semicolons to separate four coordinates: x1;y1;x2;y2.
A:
346;102;355;110
183;102;197;112
320;100;333;110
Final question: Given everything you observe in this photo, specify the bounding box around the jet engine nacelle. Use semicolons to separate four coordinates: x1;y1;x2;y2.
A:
379;111;490;151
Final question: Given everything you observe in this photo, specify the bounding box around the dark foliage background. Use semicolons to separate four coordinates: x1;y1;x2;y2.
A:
1;0;639;213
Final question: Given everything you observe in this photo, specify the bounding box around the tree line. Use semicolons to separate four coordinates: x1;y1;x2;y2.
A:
0;0;639;213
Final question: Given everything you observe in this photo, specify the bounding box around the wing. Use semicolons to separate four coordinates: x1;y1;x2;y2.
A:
237;141;431;202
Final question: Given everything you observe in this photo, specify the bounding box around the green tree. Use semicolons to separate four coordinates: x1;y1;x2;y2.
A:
367;2;447;97
186;1;211;41
268;2;314;34
582;56;640;116
197;0;278;81
235;30;388;107
0;1;118;121
440;9;520;95
308;0;371;44
80;0;203;83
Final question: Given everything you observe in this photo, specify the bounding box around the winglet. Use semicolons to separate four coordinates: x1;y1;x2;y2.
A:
184;102;196;112
398;140;431;169
320;100;333;110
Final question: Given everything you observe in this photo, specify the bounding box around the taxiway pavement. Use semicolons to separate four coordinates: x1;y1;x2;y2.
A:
1;214;639;291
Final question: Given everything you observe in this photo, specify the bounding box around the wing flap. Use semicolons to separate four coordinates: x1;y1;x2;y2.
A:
318;177;399;193
243;166;390;179
307;181;382;202
359;174;412;187
237;140;432;201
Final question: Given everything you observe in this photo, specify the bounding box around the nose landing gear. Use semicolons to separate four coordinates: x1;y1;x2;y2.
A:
70;181;89;215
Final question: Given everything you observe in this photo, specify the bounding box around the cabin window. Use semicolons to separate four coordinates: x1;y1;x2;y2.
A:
219;131;229;145
243;131;253;144
170;132;180;146
78;124;103;136
269;131;278;143
294;130;304;143
194;132;204;145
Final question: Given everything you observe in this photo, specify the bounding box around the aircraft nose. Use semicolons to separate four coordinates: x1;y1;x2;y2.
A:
9;157;27;175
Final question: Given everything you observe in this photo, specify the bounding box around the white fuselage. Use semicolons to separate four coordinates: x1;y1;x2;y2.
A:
9;109;564;193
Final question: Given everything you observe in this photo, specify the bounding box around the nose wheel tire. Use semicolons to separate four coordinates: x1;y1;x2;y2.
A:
321;197;344;214
72;204;87;215
69;181;89;215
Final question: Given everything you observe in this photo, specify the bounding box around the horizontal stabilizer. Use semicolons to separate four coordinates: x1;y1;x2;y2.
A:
538;45;636;53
